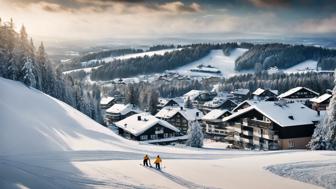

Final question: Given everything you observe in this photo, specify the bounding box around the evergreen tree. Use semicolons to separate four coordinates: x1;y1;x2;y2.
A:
125;84;138;105
309;71;336;150
254;62;263;75
22;57;36;87
186;121;204;148
148;89;159;115
184;97;193;108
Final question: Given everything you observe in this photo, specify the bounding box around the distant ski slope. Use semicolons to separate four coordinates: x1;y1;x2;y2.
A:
172;48;249;77
64;48;183;74
284;60;318;73
81;48;182;66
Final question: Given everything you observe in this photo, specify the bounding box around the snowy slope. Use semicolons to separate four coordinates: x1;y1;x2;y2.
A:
267;158;336;189
1;77;336;189
64;48;182;74
0;77;216;156
172;48;249;78
284;60;318;74
0;77;133;155
81;48;182;66
62;66;101;74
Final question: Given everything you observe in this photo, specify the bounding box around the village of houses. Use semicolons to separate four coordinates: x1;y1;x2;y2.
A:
99;86;332;150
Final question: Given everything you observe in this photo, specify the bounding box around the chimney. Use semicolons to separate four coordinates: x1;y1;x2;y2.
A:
137;116;141;121
180;106;183;111
196;112;199;117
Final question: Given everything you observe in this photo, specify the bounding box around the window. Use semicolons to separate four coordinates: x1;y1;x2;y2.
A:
288;139;295;148
140;135;148;141
164;133;169;138
150;135;157;140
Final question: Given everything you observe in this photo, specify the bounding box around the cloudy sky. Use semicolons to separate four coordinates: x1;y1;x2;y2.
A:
0;0;335;41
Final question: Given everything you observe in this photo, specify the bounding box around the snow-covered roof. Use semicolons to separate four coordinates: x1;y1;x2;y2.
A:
310;93;332;104
202;109;230;121
232;100;256;112
278;87;319;98
158;97;183;107
115;113;179;136
183;90;205;101
100;96;115;105
253;88;278;96
231;89;250;96
203;97;236;108
155;106;204;121
158;98;170;106
106;104;141;115
223;101;322;127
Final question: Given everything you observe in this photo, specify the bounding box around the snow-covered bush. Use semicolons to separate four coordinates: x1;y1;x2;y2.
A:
186;120;204;148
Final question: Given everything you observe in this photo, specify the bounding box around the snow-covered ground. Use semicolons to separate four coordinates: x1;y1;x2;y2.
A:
172;48;250;78
202;139;231;150
266;158;336;189
63;66;101;74
81;48;182;67
1;77;336;189
284;60;318;74
63;48;182;75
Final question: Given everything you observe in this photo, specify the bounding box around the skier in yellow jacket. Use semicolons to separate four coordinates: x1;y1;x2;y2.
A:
143;154;151;167
154;155;162;170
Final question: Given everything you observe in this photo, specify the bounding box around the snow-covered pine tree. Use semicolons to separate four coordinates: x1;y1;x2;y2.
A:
186;120;204;148
184;97;193;108
22;57;36;87
125;83;138;105
309;70;336;150
148;89;159;115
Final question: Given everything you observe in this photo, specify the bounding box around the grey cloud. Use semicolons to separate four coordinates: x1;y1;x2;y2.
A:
9;0;201;13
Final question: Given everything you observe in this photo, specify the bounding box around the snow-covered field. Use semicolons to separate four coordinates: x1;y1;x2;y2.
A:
1;77;336;189
284;60;318;74
63;48;182;75
63;66;101;74
81;48;182;67
172;48;250;78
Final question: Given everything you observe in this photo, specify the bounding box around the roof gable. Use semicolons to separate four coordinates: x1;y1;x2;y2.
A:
155;106;204;121
253;88;278;96
115;113;179;136
202;109;231;120
106;103;141;115
278;87;319;99
100;96;115;105
310;93;332;104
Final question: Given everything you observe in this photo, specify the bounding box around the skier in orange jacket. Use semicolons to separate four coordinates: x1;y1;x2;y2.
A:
154;155;162;170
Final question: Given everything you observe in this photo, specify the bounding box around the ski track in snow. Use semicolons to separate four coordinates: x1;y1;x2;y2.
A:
0;158;153;189
142;166;220;189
